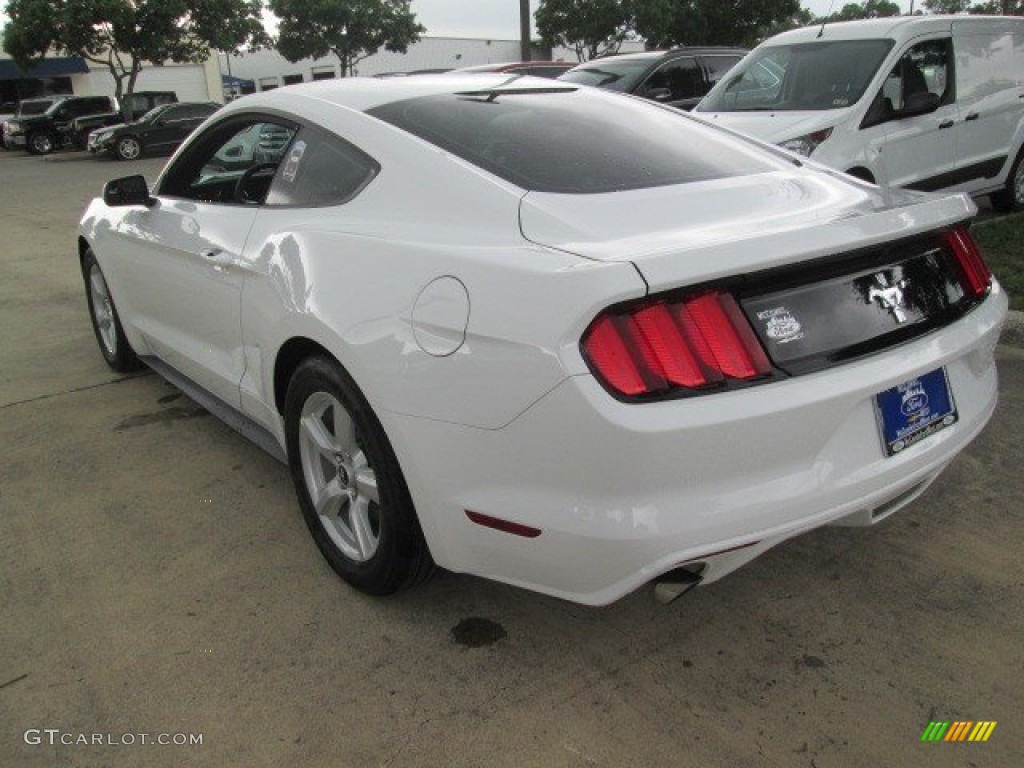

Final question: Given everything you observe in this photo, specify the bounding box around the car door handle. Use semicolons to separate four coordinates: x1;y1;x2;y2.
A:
964;112;980;122
938;120;954;129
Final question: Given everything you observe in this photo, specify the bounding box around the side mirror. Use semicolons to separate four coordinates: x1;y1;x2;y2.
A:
900;92;940;118
103;175;155;207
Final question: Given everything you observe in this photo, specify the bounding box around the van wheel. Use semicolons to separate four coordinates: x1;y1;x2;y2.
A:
27;132;55;155
990;150;1023;213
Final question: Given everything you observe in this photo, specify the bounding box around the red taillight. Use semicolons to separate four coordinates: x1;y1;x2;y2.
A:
944;227;992;298
582;290;772;399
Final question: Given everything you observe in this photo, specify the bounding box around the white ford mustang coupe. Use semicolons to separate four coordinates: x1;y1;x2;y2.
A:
79;76;1007;605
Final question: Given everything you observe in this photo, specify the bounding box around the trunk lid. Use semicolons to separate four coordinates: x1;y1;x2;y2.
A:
519;170;976;293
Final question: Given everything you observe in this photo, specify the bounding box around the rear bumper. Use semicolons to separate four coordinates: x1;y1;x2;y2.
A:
384;287;1007;605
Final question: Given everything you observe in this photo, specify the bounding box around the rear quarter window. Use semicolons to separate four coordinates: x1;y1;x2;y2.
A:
368;89;779;194
265;124;379;207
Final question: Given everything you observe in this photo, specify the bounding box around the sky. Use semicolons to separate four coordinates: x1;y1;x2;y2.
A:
0;2;922;42
406;0;918;40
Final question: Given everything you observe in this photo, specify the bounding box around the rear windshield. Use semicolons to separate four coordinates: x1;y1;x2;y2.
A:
558;58;655;92
368;89;778;194
698;39;894;112
19;99;56;116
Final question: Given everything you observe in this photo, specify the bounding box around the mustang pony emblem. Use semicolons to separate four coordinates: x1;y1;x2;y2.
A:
869;273;910;323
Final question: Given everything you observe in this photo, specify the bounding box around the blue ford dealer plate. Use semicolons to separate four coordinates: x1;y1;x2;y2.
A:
875;368;957;456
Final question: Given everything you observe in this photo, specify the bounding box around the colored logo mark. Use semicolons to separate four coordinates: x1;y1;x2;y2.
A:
921;721;997;742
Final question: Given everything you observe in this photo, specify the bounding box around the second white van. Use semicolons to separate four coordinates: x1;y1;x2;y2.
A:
696;15;1024;212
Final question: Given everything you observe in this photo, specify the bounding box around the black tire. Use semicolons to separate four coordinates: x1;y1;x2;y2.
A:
27;131;55;155
115;135;142;161
81;249;143;372
285;356;433;595
990;149;1024;213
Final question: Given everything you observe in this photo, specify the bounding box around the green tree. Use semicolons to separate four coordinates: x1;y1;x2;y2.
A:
535;0;633;61
969;0;1023;12
271;0;424;77
922;0;975;11
3;0;268;121
633;0;802;49
830;0;903;20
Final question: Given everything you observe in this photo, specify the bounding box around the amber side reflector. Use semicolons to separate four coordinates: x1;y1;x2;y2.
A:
466;510;542;538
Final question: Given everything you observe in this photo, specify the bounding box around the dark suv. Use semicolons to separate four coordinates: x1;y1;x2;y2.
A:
559;47;747;110
2;96;65;150
5;95;116;154
87;102;220;160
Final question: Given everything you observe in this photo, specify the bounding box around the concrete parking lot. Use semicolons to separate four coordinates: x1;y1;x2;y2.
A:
1;148;1021;768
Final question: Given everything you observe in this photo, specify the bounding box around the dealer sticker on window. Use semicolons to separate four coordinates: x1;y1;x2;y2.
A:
875;367;957;456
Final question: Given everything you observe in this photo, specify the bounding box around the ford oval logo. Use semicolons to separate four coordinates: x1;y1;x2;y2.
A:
901;392;928;415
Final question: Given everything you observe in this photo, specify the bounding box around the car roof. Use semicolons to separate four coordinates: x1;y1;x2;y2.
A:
574;47;747;67
457;61;573;73
217;74;579;116
766;15;970;45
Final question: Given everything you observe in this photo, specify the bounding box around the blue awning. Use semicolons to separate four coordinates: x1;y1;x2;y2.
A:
0;57;89;80
222;74;254;88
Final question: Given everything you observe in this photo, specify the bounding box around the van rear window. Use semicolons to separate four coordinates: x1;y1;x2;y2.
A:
368;89;777;194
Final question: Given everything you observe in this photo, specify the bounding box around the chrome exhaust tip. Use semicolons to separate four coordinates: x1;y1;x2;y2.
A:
653;566;703;605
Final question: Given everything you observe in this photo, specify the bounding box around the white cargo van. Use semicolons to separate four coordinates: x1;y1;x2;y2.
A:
696;16;1024;211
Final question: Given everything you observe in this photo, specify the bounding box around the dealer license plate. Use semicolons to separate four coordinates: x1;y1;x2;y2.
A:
875;367;957;457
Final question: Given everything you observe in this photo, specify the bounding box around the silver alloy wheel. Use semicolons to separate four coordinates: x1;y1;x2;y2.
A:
298;391;380;562
30;133;53;154
118;137;141;160
88;264;117;356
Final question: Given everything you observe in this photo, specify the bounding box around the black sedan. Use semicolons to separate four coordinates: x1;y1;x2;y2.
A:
87;102;220;160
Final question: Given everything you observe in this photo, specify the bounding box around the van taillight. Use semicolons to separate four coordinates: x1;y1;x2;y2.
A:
582;291;771;399
944;227;992;298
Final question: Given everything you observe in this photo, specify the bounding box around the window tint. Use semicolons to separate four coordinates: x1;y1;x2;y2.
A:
159;117;297;204
369;90;778;194
699;40;894;112
266;125;378;206
558;58;655;92
642;57;702;101
701;55;742;90
160;106;187;121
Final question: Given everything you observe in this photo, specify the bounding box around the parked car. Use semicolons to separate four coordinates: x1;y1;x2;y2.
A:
72;90;178;149
559;47;746;110
6;95;115;154
696;15;1024;212
79;76;1006;605
1;96;66;150
88;102;221;160
456;61;576;79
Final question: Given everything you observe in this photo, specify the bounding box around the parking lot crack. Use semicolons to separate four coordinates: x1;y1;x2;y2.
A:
0;372;151;410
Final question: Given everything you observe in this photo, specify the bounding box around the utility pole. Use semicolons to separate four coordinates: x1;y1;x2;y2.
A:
520;0;531;61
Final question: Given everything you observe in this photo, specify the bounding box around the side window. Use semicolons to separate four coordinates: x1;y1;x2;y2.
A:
883;39;953;113
266;124;378;207
642;57;703;101
160;106;186;122
701;56;742;91
159;118;297;205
